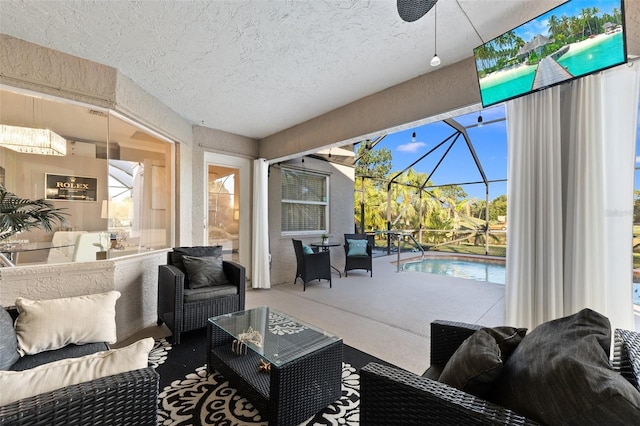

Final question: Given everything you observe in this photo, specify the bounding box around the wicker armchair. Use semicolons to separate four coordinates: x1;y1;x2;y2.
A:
361;320;640;425
343;233;373;277
292;239;332;291
157;246;246;344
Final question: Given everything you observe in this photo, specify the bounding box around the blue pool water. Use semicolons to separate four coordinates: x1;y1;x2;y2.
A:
403;258;505;285
405;257;640;305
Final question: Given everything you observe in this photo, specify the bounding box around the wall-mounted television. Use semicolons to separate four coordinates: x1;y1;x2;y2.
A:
474;0;627;108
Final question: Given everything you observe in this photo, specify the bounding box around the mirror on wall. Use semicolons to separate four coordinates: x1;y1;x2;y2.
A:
0;88;174;266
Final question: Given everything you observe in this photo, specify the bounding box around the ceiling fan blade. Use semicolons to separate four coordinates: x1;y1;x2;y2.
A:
397;0;438;23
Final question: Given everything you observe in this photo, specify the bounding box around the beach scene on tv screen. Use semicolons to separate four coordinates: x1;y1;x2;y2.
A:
475;0;625;107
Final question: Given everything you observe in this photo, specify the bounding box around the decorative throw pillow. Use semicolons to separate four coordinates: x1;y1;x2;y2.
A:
182;255;229;289
0;337;153;406
170;246;222;274
302;244;314;255
438;326;526;397
15;291;120;356
615;328;640;391
0;306;19;370
347;239;368;256
490;309;640;425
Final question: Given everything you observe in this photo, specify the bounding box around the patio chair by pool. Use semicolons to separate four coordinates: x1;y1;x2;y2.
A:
292;239;332;291
344;234;373;277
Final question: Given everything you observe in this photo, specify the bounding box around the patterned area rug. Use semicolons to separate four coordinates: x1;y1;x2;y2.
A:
149;328;391;425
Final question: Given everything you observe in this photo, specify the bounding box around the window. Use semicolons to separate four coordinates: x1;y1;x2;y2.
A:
281;168;328;234
0;88;174;265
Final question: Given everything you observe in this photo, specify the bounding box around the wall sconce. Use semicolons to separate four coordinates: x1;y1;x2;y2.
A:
233;209;240;221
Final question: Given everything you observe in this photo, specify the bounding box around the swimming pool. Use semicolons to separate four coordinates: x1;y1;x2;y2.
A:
405;257;640;305
403;257;505;285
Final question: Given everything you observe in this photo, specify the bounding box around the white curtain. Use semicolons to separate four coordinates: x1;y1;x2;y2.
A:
505;86;565;330
600;64;640;331
506;63;640;332
252;158;271;289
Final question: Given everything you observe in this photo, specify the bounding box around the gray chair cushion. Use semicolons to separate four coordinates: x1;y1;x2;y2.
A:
438;326;526;397
182;255;229;289
490;308;640;425
0;307;19;370
183;285;238;303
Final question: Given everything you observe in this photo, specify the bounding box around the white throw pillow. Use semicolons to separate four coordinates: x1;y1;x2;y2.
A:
15;291;120;356
0;337;153;406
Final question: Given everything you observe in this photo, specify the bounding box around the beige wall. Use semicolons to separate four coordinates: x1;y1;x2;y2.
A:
268;157;355;285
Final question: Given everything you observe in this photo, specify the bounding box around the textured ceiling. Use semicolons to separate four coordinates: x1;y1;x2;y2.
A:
0;0;564;139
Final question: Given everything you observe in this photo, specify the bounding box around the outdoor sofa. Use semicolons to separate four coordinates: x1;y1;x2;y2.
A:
0;296;158;425
361;310;640;425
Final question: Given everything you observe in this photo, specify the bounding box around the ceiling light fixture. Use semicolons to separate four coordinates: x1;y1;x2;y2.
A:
0;124;67;156
430;4;441;67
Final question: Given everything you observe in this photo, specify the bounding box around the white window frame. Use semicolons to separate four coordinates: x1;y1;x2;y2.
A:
281;167;329;236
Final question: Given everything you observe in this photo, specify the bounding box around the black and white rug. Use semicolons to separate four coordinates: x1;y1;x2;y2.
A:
149;328;392;425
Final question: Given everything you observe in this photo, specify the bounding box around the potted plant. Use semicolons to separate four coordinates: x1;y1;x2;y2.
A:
0;185;68;241
321;233;328;244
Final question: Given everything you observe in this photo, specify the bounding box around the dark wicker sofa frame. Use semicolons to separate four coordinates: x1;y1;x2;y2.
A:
157;247;246;344
0;368;159;425
360;320;639;425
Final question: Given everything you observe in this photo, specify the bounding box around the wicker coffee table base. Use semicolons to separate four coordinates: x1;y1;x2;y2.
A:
207;323;343;426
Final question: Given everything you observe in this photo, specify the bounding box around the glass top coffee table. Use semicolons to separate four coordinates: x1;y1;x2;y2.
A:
207;306;343;426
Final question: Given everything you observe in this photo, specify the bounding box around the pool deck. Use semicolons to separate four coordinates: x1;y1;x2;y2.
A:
247;250;640;375
247;251;506;375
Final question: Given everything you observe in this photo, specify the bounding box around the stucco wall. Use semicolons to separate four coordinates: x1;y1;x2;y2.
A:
268;157;355;286
0;250;166;342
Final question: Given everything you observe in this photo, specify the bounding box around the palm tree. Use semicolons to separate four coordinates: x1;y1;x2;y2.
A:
0;185;68;241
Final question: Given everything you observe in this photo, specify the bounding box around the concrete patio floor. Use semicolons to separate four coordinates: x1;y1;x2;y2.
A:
246;251;506;375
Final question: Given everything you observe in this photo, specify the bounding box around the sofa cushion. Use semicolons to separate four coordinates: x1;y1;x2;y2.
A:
302;244;314;255
183;285;238;303
347;239;368;256
0;306;19;370
15;291;120;356
0;337;153;406
10;342;109;371
490;308;640;425
182;255;229;289
438;326;526;397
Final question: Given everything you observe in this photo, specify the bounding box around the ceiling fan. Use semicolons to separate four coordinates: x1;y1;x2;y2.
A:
397;0;438;22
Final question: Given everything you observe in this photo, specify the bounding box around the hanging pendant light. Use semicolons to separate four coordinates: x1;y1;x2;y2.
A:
477;113;483;127
430;4;441;67
0;124;67;156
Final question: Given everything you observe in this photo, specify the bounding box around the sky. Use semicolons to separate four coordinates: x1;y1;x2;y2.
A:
374;104;508;201
373;102;640;203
